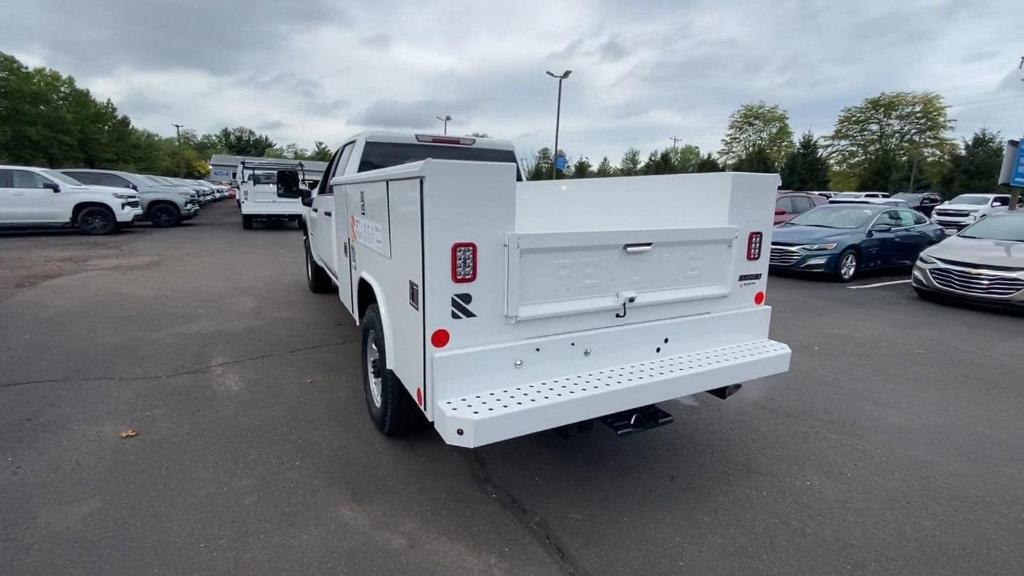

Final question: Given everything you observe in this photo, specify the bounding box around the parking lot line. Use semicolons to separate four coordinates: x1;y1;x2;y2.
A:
847;279;912;290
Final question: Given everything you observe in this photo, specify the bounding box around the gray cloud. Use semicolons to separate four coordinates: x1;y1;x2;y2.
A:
2;0;1020;160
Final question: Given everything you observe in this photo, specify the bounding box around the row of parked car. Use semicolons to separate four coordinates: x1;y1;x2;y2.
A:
0;165;235;234
769;193;1024;308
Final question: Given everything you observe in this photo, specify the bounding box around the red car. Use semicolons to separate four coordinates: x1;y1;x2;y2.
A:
775;192;827;225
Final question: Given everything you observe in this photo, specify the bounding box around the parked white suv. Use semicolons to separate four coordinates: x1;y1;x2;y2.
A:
61;169;200;227
931;193;1012;232
0;165;142;234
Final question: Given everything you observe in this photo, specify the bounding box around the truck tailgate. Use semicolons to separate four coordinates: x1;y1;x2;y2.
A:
506;226;738;321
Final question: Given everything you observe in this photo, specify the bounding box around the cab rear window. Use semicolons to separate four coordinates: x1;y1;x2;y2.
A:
358;142;522;181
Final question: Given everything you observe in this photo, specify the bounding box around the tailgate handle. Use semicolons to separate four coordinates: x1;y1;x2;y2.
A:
623;243;653;254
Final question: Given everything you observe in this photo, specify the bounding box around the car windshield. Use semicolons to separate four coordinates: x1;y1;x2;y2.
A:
948;195;990;206
958;215;1024;242
893;193;921;202
834;192;862;199
788;206;877;229
40;169;82;185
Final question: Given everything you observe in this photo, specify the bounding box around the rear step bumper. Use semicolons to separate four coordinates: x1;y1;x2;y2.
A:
434;338;790;447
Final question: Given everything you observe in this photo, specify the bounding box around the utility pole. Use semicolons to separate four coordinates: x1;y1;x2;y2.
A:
436;115;451;135
546;70;571;179
172;123;184;177
669;137;682;149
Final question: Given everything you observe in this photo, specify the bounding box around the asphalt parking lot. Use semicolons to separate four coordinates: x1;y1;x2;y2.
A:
2;202;1022;576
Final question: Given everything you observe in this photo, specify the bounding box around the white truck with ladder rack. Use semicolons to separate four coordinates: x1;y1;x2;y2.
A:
288;132;790;448
237;159;307;229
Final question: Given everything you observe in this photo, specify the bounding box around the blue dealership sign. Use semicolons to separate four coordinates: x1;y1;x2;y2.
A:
554;154;567;173
1013;142;1024;188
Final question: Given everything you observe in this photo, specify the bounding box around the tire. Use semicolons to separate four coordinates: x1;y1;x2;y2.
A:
304;236;333;293
835;248;858;283
148;203;181;228
77;206;118;235
361;304;419;436
242;214;254;229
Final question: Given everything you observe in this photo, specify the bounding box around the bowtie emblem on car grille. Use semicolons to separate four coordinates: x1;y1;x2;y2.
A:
451;293;476;319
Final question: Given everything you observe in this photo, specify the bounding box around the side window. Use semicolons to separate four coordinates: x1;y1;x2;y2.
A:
895;210;916;227
792;196;813;213
321;142;355;196
315;147;344;196
776;197;795;213
0;169;12;187
875;210;899;228
97;173;131;188
992;196;1010;207
923;195;940;205
66;172;96;185
11;170;48;189
912;211;928;225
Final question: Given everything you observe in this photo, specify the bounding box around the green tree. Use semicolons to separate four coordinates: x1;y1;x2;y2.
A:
732;146;778;173
938;128;1004;197
216;126;276;157
309;141;333;162
619;148;642;176
719;101;794;167
826;91;955;191
595;156;614;177
671;144;701;173
529;147;553;180
570;157;592;178
643;149;677;175
780;132;830;190
695;152;724;172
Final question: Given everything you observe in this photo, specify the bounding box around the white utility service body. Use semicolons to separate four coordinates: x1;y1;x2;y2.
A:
319;157;789;448
237;159;305;225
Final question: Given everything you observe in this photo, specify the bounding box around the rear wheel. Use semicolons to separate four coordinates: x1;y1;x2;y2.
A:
835;249;858;282
361;304;418;436
148;203;181;227
242;214;254;229
304;236;333;293
77;206;118;235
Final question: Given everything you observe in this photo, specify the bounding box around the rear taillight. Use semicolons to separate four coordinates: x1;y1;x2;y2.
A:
746;232;763;261
451;242;477;283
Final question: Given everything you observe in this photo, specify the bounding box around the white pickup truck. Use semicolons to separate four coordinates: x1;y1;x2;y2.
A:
292;132;790;448
237;159;307;229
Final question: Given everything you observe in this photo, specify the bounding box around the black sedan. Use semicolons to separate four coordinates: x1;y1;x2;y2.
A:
892;192;943;216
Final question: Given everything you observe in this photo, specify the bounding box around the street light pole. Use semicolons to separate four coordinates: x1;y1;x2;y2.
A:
546;70;571;179
172;123;184;177
436;115;451;135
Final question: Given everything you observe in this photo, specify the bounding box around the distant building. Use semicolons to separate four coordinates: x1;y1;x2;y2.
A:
207;154;329;184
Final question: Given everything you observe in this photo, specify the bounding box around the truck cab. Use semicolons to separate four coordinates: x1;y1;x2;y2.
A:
297;132;789;447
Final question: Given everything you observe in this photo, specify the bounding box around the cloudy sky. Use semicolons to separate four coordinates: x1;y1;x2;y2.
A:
3;0;1023;163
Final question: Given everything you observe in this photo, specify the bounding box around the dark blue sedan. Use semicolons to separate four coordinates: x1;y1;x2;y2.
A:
769;204;946;282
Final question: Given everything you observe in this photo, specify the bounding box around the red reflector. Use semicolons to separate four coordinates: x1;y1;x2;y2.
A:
451;242;477;283
754;291;765;305
747;232;763;261
431;329;450;348
415;387;423;406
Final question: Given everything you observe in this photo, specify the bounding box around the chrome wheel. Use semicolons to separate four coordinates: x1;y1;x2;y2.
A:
366;330;382;408
840;252;857;281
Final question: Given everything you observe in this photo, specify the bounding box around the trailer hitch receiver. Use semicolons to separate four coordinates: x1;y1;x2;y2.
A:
600;404;673;437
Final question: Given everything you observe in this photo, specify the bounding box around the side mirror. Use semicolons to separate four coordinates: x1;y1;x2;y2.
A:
870;224;892;234
774;208;786;216
993;201;1007;207
128;183;138;191
43;182;60;193
300;188;314;207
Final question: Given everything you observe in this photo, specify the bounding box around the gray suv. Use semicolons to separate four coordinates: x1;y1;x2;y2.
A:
60;169;200;227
